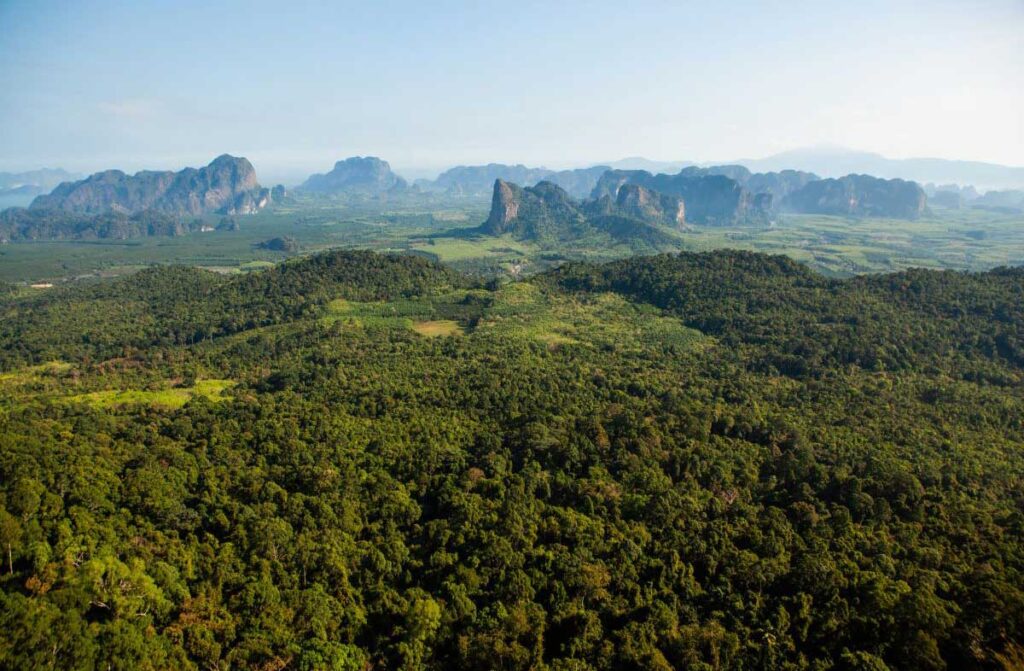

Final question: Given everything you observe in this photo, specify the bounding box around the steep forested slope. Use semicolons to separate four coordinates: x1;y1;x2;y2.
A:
0;250;1022;671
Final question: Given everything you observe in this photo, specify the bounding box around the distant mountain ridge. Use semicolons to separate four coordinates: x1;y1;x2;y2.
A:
0;168;80;192
29;155;275;216
734;148;1024;191
426;164;611;199
432;164;553;197
298;156;408;195
0;168;83;208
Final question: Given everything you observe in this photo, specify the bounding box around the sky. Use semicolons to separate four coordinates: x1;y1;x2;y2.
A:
0;0;1021;182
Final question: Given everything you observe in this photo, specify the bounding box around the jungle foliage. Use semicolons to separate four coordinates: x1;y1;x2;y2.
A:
0;250;1022;671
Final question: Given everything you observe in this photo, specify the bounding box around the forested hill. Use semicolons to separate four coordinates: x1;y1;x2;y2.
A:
546;251;1024;377
1;249;1023;670
0;250;469;367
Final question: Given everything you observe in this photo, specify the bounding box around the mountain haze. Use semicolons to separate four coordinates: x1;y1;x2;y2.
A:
737;147;1024;191
298;156;408;195
428;164;611;199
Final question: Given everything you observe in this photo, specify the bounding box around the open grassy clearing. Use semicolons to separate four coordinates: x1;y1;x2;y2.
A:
407;235;533;262
0;360;73;391
67;378;235;409
476;283;708;351
410;320;465;337
0;359;236;410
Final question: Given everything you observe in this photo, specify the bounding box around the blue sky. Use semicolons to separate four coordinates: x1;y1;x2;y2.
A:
0;0;1021;181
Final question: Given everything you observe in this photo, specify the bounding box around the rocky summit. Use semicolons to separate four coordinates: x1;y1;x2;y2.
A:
29;155;274;216
298;156;408;195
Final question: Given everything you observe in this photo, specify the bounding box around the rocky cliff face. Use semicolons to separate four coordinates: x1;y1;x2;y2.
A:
481;179;587;239
595;184;685;228
784;174;927;218
678;165;818;207
592;169;770;226
299;157;407;195
479;178;687;248
29;155;271;216
483;179;523;234
744;170;819;203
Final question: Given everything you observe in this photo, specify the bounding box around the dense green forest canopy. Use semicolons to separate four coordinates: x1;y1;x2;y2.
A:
1;249;1022;670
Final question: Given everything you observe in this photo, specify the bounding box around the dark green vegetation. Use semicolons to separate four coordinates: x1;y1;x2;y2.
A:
1;249;1023;670
0;207;205;242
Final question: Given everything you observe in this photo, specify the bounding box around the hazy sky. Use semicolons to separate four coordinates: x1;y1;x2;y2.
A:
1;0;1021;181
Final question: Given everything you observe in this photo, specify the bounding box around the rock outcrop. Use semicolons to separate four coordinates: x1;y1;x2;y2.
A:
784;174;927;218
744;170;819;203
477;178;686;248
592;169;770;225
593;167;927;222
299;157;407;195
29;155;272;216
587;184;686;229
481;179;587;239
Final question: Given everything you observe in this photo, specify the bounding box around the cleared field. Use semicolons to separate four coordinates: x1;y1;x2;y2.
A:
411;320;464;337
68;379;235;409
0;360;73;390
476;283;707;351
409;237;521;262
324;283;707;352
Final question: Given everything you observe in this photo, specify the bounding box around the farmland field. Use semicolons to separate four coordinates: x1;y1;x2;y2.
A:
1;199;1021;284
